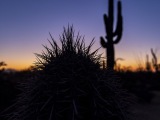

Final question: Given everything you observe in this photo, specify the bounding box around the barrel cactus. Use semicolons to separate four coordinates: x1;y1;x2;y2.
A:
5;26;131;120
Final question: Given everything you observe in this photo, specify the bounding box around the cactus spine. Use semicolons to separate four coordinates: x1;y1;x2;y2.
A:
100;0;123;70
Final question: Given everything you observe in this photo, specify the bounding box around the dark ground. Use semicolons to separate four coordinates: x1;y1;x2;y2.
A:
132;91;160;120
1;70;160;120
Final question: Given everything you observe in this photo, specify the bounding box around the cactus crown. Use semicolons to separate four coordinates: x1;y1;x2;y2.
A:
101;0;123;47
35;26;101;72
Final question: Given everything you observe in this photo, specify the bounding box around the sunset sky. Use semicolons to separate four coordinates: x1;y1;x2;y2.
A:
1;0;160;70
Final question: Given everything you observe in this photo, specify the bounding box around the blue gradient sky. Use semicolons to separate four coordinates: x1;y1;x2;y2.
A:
0;0;160;70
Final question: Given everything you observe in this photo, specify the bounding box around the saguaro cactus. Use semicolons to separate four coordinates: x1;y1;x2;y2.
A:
100;0;123;70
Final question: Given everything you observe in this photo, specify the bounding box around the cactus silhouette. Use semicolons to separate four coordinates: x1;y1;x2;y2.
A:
5;26;131;120
100;0;123;70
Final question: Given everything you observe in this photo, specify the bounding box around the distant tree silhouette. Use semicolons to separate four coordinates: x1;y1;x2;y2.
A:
0;61;7;72
100;0;123;70
0;61;6;67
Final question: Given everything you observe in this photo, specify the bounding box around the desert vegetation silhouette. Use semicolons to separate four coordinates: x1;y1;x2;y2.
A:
100;0;123;70
0;61;7;72
3;26;131;120
151;48;160;72
1;0;160;120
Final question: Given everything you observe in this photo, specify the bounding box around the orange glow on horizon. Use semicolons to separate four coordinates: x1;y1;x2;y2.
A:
5;63;33;71
4;59;140;71
3;59;34;70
